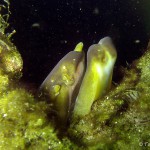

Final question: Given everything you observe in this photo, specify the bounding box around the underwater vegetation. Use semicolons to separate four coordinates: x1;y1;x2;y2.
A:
0;1;150;149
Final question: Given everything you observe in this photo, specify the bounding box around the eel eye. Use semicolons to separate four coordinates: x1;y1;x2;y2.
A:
53;85;61;96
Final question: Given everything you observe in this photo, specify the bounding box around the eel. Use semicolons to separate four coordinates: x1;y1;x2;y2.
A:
73;37;117;117
40;42;85;122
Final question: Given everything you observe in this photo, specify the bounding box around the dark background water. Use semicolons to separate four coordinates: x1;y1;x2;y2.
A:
8;0;149;86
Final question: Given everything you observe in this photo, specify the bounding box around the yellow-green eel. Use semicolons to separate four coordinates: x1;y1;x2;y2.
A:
40;42;85;123
40;37;117;122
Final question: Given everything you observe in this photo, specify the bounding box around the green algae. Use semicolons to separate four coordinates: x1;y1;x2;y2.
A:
0;0;10;34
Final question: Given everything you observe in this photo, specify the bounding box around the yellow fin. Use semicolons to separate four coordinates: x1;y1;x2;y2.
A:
74;42;83;52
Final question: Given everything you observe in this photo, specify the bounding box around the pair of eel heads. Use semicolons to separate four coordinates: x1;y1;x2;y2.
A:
40;37;117;123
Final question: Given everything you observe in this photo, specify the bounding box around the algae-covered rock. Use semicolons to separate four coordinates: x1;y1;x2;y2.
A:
0;2;77;149
0;32;76;150
69;44;150;149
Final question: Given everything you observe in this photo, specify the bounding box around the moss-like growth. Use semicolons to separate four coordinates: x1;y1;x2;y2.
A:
0;0;10;34
0;88;78;150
